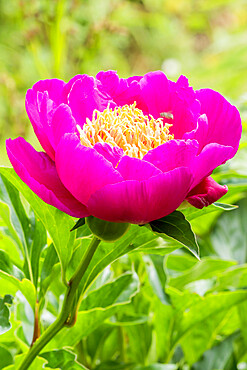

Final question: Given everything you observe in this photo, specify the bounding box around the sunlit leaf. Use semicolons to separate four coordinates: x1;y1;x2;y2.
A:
47;272;139;349
0;270;36;310
4;354;52;370
41;349;87;369
0;168;75;280
0;295;13;335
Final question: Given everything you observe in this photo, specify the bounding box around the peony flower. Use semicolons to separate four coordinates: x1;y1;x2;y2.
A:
6;71;241;224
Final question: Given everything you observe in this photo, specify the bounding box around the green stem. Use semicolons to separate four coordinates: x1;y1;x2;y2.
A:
18;236;101;370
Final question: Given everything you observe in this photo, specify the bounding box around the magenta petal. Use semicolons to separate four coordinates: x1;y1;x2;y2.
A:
139;71;200;138
31;78;65;105
93;143;124;167
117;156;162;181
196;89;242;154
55;134;124;205
51;104;77;148
186;176;228;208
61;74;86;103
96;70;124;97
139;71;171;117
87;167;193;224
182;114;209;152
25;89;56;160
192;143;234;188
143;139;199;172
96;70;142;106
6;138;89;218
66;76;116;127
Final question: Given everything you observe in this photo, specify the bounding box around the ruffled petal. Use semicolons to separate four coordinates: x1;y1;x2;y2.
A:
196;89;242;154
191;143;234;188
96;70;142;107
182;114;209;152
87;167;193;224
138;71;201;138
143;139;199;172
93;143;124;167
25;89;56;160
30;78;65;105
65;75;116;127
186;176;228;208
61;74;85;102
55;134;124;205
6;138;88;218
25;79;66;159
117;156;162;181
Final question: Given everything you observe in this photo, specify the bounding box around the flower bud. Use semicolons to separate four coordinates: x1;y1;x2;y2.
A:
86;216;130;242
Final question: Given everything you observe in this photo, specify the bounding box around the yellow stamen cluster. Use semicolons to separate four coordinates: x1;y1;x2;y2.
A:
77;102;174;159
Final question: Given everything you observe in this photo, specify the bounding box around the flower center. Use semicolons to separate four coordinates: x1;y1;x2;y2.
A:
77;102;174;159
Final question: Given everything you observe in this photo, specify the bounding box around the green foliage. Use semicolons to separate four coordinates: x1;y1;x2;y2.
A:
0;0;247;368
0;168;74;281
41;349;87;369
0;295;13;335
0;149;246;369
149;211;199;259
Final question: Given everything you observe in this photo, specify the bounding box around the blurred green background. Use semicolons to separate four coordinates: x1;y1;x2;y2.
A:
1;0;247;164
1;1;247;369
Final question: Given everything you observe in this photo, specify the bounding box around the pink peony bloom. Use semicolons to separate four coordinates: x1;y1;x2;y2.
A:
6;71;241;224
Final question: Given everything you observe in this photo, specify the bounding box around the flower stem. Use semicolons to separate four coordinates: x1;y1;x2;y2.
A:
31;301;40;346
18;236;101;370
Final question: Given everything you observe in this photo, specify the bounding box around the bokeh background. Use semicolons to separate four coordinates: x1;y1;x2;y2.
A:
1;0;247;164
1;1;247;369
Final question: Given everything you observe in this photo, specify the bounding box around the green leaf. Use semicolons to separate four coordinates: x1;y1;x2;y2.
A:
0;168;75;280
134;365;178;370
0;234;22;269
0;270;36;310
0;173;46;285
210;197;247;263
182;202;237;222
94;361;132;370
125;323;152;365
74;224;180;295
153;298;175;363
166;256;236;291
149;211;199;259
0;296;12;335
170;289;247;346
39;243;59;299
47;272;139;349
0;345;13;369
180;307;238;364
238;300;247;347
108;314;149;326
0;250;15;275
192;333;238;370
4;354;52;370
143;255;170;305
213;202;238;210
0;174;29;260
25;210;47;288
41;349;88;369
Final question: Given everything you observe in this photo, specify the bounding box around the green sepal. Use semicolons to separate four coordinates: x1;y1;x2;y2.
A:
86;216;130;242
70;218;85;232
